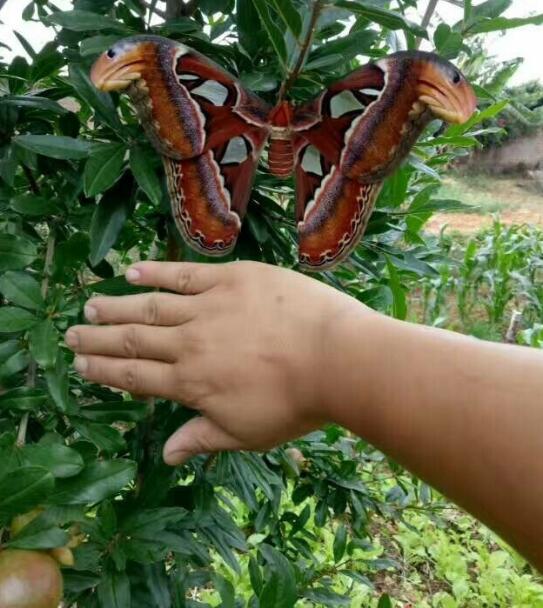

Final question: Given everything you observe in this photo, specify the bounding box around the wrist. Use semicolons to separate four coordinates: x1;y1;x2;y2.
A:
317;299;390;432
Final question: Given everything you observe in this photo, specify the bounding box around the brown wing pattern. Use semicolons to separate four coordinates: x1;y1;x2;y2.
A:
91;35;271;256
92;39;477;271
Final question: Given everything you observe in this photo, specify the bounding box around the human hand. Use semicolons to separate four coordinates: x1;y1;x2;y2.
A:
65;261;369;464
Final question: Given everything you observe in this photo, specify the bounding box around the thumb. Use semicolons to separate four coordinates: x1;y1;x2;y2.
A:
163;417;243;465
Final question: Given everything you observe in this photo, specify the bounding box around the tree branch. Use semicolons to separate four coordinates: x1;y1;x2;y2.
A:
143;0;166;19
416;0;439;49
0;0;9;13
277;0;324;102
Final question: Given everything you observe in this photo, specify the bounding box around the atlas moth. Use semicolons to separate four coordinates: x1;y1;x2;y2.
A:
91;35;476;271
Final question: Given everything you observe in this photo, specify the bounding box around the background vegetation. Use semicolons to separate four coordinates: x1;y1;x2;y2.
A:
0;0;542;606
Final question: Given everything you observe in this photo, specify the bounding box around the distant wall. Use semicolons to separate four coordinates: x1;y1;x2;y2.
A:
466;129;543;174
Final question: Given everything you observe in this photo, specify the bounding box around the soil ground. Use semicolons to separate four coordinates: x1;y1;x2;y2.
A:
426;172;543;233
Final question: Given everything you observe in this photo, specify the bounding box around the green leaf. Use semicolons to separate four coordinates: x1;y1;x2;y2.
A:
90;276;149;296
79;400;149;423
89;174;134;266
23;444;84;478
0;235;38;271
304;588;350;605
335;1;427;37
10;194;58;217
73;420;126;454
386;258;407;320
333;524;347;562
0;307;38;333
84;143;126;197
0;467;55;518
237;0;264;55
433;23;463;59
141;564;171;608
121;508;187;534
80;34;124;56
249;556;263;595
68;63;122;131
64;572;102;595
0;271;44;310
307;29;378;66
14;134;92;160
129;146;162;206
470;0;512;21
29;320;59;370
0;387;48;411
269;0;302;38
259;544;297;608
250;0;288;67
45;10;132;33
0;95;67;114
31;45;65;82
212;573;236;608
8;522;69;550
377;594;392;608
0;341;20;364
446;100;509;136
45;353;70;412
0;351;30;382
97;570;131;608
50;459;136;505
467;14;543;34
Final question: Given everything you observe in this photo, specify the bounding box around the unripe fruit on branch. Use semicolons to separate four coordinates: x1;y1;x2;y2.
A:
10;508;43;537
0;549;63;608
49;547;75;567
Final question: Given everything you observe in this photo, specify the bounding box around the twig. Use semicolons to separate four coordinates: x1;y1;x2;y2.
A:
277;0;324;103
18;223;56;447
0;0;9;13
143;0;166;20
505;309;523;344
416;0;439;49
22;165;40;195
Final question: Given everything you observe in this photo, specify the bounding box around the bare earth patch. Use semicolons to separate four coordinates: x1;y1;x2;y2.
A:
426;173;543;234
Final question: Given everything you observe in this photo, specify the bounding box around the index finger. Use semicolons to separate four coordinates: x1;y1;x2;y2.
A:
126;261;230;295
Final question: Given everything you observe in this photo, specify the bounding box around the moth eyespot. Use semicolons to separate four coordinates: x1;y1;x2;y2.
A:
452;70;461;84
106;48;116;59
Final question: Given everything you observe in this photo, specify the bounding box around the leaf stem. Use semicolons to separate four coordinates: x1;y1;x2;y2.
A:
277;0;324;102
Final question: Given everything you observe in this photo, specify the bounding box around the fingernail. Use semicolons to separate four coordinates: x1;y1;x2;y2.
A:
164;450;191;466
125;267;141;283
84;305;97;323
65;330;79;349
74;356;88;374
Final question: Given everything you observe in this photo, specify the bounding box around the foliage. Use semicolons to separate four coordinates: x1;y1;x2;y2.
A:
0;0;541;606
458;40;543;150
411;220;543;343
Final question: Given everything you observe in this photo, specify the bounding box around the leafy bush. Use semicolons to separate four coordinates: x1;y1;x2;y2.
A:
0;0;541;606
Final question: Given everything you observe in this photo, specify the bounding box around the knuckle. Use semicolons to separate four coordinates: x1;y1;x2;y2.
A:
175;267;194;294
122;326;140;358
143;294;160;325
123;361;141;392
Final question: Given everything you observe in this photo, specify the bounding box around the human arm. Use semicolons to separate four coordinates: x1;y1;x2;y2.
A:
65;261;543;570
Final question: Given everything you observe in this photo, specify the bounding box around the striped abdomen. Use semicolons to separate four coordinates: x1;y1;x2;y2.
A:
268;130;294;178
267;101;295;179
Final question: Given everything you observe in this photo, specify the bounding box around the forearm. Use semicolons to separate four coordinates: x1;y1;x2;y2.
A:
326;311;543;570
